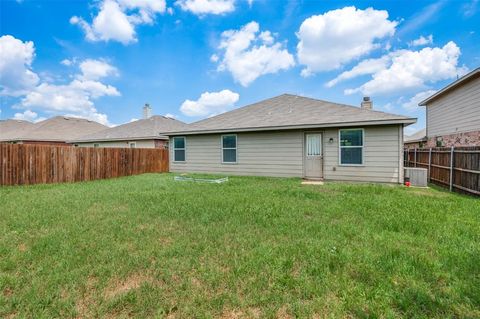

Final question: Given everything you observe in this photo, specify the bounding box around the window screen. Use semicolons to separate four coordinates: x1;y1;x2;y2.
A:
173;137;185;162
222;135;237;163
339;129;363;165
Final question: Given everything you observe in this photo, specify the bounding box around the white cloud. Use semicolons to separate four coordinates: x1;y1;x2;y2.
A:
296;6;397;75
404;124;423;136
13;110;46;123
214;21;295;86
78;59;119;81
71;0;135;44
409;34;433;47
118;0;167;23
61;59;74;66
164;113;177;118
326;56;389;88
462;0;478;18
0;35;39;96
16;79;119;126
176;0;235;15
344;41;467;96
382;102;394;112
71;0;166;44
401;90;436;112
1;36;119;126
397;2;444;37
180;89;239;117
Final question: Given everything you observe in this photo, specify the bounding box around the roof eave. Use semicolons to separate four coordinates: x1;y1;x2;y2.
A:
0;138;68;142
418;67;480;106
68;135;168;143
164;118;417;136
404;137;427;143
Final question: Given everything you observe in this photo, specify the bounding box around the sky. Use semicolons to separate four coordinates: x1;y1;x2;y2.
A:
0;0;479;135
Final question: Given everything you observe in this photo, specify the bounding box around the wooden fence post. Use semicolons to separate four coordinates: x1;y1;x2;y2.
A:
428;148;432;182
414;148;417;167
449;146;454;192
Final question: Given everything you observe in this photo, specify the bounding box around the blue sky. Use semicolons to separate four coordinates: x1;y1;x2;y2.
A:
1;0;479;134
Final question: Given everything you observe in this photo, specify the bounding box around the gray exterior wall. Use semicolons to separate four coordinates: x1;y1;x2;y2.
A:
76;139;157;148
170;124;403;183
171;131;304;177
427;75;480;137
323;125;402;183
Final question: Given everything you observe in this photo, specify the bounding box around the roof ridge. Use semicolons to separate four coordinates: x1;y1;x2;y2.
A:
191;93;410;128
191;94;289;126
288;94;410;118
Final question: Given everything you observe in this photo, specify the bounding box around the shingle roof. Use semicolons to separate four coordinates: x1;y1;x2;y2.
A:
165;94;416;135
404;128;427;143
0;116;107;142
0;119;35;141
419;67;480;106
70;115;190;142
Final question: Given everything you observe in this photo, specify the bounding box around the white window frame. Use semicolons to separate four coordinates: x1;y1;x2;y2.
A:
173;136;186;162
129;142;136;148
338;128;364;166
221;134;237;164
306;133;322;157
93;143;100;148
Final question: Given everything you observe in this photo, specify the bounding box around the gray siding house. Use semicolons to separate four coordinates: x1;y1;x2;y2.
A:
71;115;190;149
419;67;480;147
164;94;416;183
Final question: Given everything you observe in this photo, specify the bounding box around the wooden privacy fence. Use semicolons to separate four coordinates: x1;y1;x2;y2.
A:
0;144;169;186
404;146;480;196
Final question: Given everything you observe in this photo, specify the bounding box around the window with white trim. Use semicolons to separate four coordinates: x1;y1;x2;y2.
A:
222;135;237;163
173;137;186;162
93;143;100;148
129;142;136;148
339;129;363;165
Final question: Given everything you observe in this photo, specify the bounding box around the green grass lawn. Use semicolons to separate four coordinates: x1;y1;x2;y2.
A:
1;174;479;318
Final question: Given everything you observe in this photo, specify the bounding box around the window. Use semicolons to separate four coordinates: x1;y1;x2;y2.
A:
93;143;100;148
222;135;237;163
129;142;136;148
339;129;363;165
173;137;186;162
306;134;321;156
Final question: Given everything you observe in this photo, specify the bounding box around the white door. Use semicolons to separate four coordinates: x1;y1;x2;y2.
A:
305;133;323;179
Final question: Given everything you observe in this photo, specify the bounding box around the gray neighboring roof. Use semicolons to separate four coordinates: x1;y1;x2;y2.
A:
70;115;190;143
0;116;107;142
165;94;416;135
404;128;427;143
0;119;35;141
419;67;480;106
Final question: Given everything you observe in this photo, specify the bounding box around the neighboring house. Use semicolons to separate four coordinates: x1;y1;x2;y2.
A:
0;116;107;145
164;94;416;183
419;67;480;147
71;115;190;148
404;128;427;149
0;119;35;142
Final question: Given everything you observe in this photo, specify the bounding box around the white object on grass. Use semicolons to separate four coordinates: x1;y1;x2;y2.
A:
174;176;228;183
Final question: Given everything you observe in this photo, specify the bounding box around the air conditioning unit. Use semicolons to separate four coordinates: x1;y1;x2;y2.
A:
404;167;428;187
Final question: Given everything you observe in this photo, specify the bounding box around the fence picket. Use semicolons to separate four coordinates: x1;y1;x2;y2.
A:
0;144;169;186
404;146;480;196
